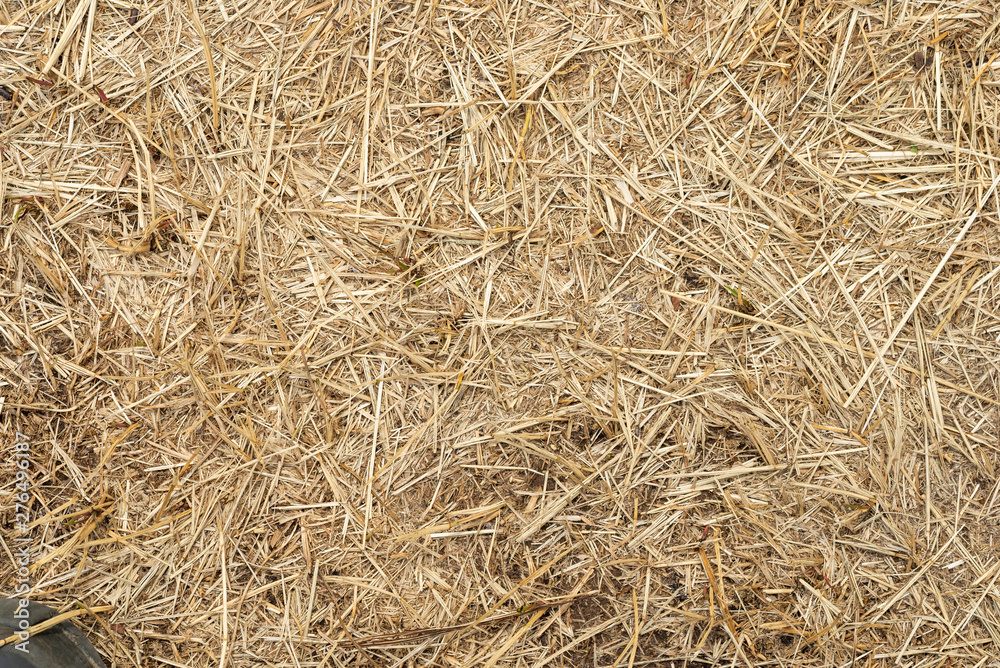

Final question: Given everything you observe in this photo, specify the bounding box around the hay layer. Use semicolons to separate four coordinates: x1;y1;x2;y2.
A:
3;0;1000;666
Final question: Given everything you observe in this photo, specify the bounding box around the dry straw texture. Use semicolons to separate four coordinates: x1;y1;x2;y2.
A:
2;0;1000;666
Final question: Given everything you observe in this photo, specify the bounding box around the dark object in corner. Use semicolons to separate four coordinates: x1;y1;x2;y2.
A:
0;599;106;668
0;86;12;101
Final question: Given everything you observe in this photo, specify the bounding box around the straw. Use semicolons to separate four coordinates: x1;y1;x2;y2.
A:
3;1;1000;666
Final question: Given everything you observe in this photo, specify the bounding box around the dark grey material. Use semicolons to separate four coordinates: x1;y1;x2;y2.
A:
0;599;105;668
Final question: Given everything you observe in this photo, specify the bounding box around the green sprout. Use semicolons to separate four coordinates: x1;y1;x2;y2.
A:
726;286;757;315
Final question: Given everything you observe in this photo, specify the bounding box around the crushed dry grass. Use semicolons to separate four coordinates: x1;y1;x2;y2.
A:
3;0;1000;666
